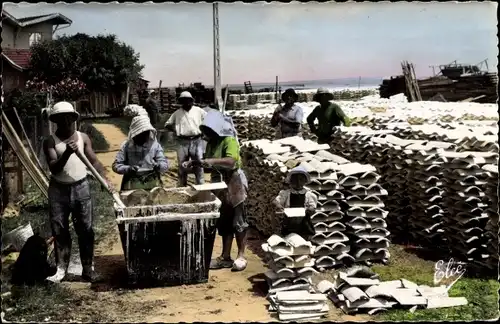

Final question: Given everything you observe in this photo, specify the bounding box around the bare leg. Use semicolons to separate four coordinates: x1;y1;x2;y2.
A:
221;234;234;259
235;230;247;259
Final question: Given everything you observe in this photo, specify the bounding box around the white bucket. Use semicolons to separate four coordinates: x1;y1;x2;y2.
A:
5;223;34;251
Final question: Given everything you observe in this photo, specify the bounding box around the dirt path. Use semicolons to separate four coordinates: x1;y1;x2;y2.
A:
78;123;366;322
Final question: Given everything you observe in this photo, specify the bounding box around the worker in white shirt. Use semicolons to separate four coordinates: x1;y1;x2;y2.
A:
165;91;207;186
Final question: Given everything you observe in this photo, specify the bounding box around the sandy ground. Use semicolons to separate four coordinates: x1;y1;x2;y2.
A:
67;123;367;322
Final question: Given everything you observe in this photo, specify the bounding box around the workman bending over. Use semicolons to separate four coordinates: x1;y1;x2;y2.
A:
183;110;249;271
273;166;317;240
306;88;351;144
112;114;169;191
165;91;207;187
270;88;304;139
43;101;114;283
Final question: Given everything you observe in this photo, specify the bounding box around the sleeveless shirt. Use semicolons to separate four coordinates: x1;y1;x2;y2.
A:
51;131;88;184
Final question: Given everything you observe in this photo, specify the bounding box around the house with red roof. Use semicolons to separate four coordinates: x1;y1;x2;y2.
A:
1;10;72;91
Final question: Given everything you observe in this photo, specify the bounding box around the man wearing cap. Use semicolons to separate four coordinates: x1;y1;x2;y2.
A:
270;88;304;139
43;101;114;283
164;91;207;186
144;90;160;127
307;88;351;144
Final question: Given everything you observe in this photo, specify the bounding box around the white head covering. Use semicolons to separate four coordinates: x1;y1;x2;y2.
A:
128;115;156;140
49;101;79;122
124;104;149;118
285;166;311;184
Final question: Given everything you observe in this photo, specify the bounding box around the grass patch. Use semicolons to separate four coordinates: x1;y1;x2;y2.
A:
1;177;116;322
79;122;110;151
372;245;499;321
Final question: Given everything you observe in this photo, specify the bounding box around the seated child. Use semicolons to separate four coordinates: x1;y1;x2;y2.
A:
273;166;318;240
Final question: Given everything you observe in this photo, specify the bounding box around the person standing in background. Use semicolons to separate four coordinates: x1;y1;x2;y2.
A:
144;90;160;128
307;88;351;144
43;101;114;283
270;88;304;139
164;91;207;187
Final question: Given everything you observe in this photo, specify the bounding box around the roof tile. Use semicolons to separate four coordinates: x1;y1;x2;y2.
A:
2;48;32;68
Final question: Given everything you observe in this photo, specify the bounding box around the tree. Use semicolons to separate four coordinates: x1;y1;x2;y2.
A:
28;33;144;95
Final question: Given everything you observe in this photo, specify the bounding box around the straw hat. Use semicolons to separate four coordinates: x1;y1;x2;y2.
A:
49;101;79;122
128;115;156;140
179;91;194;100
313;87;334;102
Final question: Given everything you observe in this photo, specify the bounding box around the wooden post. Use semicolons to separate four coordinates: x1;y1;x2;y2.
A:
125;84;130;106
158;80;163;111
16;156;23;195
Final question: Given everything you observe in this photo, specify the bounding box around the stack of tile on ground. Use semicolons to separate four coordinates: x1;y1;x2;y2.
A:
318;266;468;315
262;234;329;321
335;162;390;265
440;151;499;271
390;124;499;153
482;164;499;271
403;141;456;248
241;137;333;236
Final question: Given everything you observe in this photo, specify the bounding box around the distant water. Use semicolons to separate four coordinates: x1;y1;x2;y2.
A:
227;77;383;92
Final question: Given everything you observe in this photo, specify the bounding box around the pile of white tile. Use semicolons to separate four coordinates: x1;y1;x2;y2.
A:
403;142;456;247
262;234;329;321
242;137;335;236
334;162;390;265
302;152;353;269
482;164;499;271
440;152;499;271
318;266;468;315
388;123;499;153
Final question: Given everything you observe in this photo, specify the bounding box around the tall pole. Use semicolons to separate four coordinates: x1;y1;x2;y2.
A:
213;2;223;112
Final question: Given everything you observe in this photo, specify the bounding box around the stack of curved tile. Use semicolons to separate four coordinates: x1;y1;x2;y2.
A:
482;164;499;271
390;124;499;153
320;266;468;315
262;234;330;321
334;162;390;265
403;142;455;247
303;151;353;269
241;137;336;236
440;152;499;271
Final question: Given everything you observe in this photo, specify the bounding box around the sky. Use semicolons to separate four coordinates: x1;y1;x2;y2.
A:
3;1;498;86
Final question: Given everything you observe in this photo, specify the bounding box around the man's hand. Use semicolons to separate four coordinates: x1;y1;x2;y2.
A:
65;141;78;154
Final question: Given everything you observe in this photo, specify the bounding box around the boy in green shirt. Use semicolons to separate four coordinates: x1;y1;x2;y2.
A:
306;88;351;144
183;110;249;272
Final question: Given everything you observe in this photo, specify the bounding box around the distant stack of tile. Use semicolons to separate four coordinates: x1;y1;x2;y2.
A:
440;152;499;271
482;164;499;271
318;266;468;315
262;234;329;321
334;162;390;265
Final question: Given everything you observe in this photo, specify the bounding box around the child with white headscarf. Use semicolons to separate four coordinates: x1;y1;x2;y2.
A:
112;113;169;191
274;166;318;240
